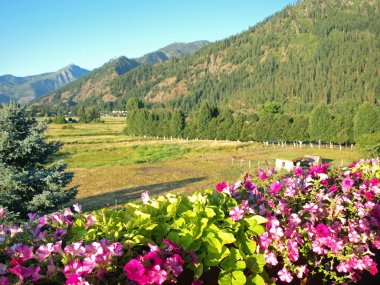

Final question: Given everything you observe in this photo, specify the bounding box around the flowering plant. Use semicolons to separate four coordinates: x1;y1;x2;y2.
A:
217;158;380;284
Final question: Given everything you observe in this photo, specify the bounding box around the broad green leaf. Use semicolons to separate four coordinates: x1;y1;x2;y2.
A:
249;274;265;285
246;254;266;273
218;270;246;285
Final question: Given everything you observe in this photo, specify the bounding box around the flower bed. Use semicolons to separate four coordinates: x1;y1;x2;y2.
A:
0;158;379;284
217;158;380;284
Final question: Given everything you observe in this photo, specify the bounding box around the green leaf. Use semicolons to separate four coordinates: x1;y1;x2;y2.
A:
246;254;266;273
219;270;246;285
250;274;265;285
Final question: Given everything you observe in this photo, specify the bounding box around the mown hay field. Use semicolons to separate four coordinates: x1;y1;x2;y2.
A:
47;117;360;211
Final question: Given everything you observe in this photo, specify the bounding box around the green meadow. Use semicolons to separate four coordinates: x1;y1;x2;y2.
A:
47;117;360;211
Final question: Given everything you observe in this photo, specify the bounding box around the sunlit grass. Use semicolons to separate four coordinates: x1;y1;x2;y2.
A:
46;118;361;210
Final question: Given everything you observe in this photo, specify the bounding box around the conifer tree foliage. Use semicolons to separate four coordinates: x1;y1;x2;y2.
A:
308;103;332;142
0;102;77;219
353;102;380;140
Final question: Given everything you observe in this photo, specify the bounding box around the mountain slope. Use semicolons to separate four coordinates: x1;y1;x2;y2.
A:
41;41;210;108
40;0;379;112
105;0;377;113
0;64;90;104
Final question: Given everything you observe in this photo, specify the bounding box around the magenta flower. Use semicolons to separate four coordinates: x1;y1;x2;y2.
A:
229;206;244;221
166;253;184;277
143;251;162;268
287;239;299;262
0;276;9;285
296;265;309;278
278;267;293;283
315;223;330;238
85;242;103;256
7;243;35;263
269;181;282;195
124;259;149;285
108;242;123;256
342;176;355;191
216;181;228;192
294;167;303;177
82;255;96;274
66;274;90;285
49;212;65;224
257;169;267;181
288;214;301;227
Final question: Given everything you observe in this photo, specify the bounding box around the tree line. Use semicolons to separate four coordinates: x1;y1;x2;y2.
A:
125;98;380;145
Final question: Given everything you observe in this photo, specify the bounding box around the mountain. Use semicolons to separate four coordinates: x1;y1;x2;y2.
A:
0;64;90;104
138;41;210;64
40;41;210;108
40;0;379;113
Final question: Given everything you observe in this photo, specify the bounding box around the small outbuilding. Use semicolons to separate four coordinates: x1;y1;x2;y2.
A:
275;155;321;172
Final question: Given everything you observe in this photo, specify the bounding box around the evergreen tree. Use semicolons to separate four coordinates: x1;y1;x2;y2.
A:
126;97;143;111
308;104;332;142
287;115;309;141
197;102;213;139
170;109;185;137
353;102;380;140
0;102;76;219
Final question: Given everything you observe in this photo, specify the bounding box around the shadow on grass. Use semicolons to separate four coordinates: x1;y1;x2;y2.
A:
74;176;207;211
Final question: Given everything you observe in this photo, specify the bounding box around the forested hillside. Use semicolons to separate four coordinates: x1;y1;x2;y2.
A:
107;0;379;113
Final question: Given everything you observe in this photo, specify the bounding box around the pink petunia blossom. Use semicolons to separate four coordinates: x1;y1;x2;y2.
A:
73;203;82;213
264;252;278;266
124;259;149;285
166;253;184;277
148;264;167;285
63;260;84;278
278;268;293;283
64;242;86;257
0;276;9;285
141;191;150;204
229;206;244;221
85;214;96;228
315;223;330;238
270;181;282;195
66;274;90;285
342;177;355;192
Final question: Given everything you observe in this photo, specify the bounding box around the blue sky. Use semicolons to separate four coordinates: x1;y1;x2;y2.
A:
0;0;296;76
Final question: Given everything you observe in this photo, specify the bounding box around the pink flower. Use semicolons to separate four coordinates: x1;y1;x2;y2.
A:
257;169;267;181
216;182;228;192
166;254;184;277
278;268;293;283
336;261;351;273
7;243;35;263
296;265;309;278
270;181;282;195
82;255;96;274
148;265;167;285
294;167;303;177
49;212;65;224
63;260;83;278
315;223;330;238
37;243;55;260
0;276;9;285
73;203;82;213
66;274;90;285
64;242;86;257
141;191;150;204
124;259;149;285
85;214;96;228
264;252;278;266
108;242;123;256
0;264;8;275
287;239;299;262
342;177;355;191
229;206;244;221
288;214;301;227
85;242;103;256
143;251;162;268
0;208;6;219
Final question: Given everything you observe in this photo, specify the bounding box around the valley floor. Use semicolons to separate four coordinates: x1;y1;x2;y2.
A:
47;117;360;211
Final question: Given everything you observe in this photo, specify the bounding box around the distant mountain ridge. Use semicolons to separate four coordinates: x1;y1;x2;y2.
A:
0;64;90;104
39;40;210;107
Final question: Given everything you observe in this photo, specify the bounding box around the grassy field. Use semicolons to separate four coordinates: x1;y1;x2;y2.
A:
47;117;361;211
